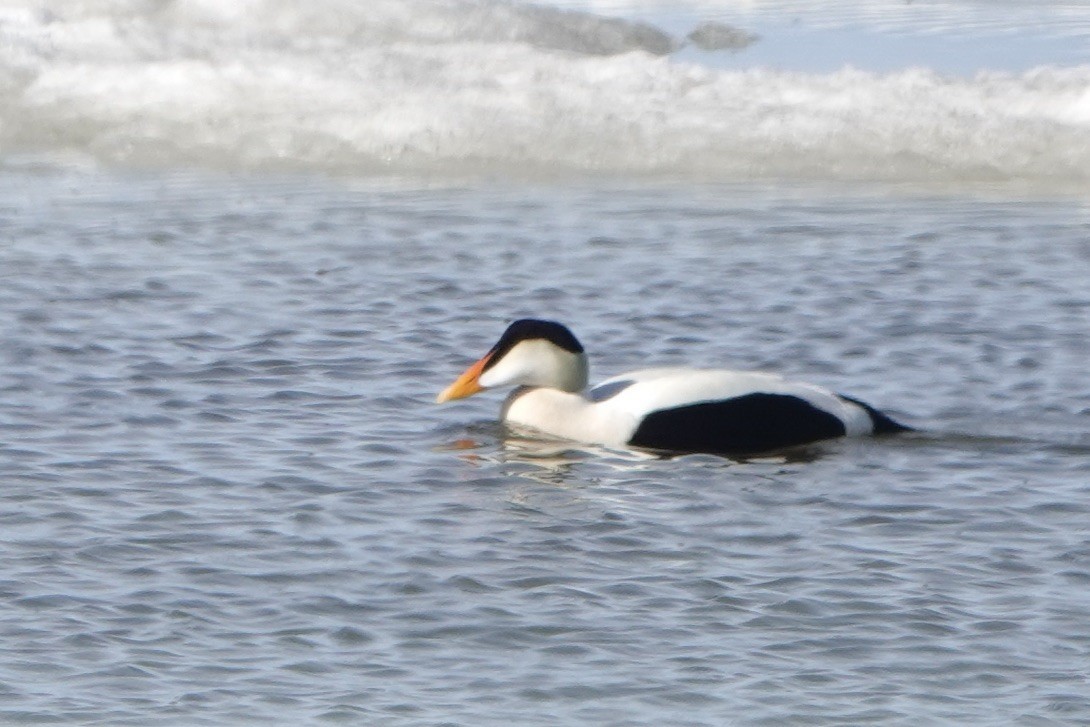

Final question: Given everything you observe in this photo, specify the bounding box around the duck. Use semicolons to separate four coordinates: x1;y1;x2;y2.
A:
436;319;910;456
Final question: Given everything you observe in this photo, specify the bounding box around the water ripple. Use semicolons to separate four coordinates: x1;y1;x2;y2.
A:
1;172;1089;725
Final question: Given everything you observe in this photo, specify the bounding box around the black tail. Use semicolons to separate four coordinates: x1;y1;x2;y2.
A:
838;394;913;435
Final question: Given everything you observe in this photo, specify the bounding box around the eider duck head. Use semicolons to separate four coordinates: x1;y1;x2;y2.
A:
436;319;589;402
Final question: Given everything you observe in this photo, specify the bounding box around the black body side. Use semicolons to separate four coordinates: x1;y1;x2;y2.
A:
628;393;848;455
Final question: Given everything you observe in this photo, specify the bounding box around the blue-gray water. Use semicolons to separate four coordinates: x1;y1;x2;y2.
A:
2;170;1090;725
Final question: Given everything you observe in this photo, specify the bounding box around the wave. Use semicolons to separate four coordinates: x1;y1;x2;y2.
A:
1;0;1088;184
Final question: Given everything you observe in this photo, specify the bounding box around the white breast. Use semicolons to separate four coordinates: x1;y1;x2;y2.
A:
502;387;639;447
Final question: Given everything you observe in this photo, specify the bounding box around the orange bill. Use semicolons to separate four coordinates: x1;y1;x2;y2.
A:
436;352;492;403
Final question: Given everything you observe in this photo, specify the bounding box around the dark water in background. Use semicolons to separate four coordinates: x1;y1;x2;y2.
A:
2;170;1090;724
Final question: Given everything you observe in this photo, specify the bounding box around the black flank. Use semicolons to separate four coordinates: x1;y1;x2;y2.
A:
629;393;848;455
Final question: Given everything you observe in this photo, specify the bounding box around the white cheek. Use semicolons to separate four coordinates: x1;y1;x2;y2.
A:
478;364;506;389
478;354;530;389
478;340;552;389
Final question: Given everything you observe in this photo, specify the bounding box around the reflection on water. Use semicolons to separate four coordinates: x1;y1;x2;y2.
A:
437;419;885;491
440;414;1090;483
438;421;658;488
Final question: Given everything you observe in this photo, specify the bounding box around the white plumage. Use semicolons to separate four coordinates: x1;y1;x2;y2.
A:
437;319;908;455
